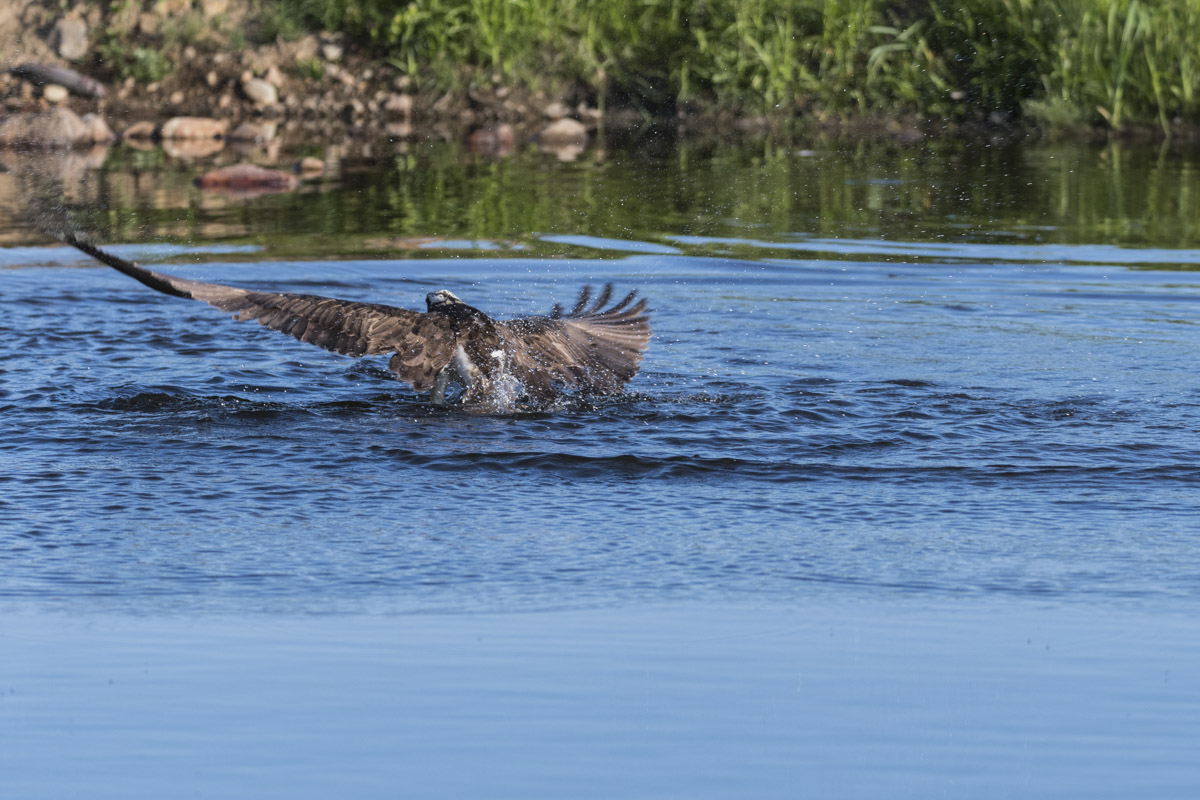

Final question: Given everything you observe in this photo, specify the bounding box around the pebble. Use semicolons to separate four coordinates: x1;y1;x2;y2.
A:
200;0;229;16
295;156;325;174
160;116;228;139
543;101;570;120
537;117;588;146
53;18;89;61
122;120;157;140
162;137;225;159
80;113;115;144
242;77;278;107
467;124;515;155
384;94;413;117
227;121;266;142
42;84;69;104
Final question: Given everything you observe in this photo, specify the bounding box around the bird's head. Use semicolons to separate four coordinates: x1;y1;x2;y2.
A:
426;290;464;311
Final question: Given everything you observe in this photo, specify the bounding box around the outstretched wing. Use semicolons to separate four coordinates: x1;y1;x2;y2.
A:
498;283;651;399
63;234;456;392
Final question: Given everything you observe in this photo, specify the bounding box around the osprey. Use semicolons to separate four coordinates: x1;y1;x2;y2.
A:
63;235;651;409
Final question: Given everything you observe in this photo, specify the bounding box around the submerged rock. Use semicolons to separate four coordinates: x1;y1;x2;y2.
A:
194;163;299;193
467;124;516;156
42;84;69;104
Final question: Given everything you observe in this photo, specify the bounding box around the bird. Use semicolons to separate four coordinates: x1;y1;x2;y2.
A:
62;234;651;410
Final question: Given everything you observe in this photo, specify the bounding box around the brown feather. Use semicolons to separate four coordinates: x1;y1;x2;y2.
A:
498;285;651;397
62;235;457;392
62;235;651;403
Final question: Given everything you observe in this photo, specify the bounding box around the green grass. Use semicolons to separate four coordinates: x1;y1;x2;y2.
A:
90;0;1200;133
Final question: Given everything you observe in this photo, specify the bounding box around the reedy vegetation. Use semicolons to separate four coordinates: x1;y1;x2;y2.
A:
101;0;1200;133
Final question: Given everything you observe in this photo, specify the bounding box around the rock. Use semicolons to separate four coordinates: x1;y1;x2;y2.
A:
321;43;343;62
109;1;140;34
341;98;365;121
384;93;413;117
537;117;588;147
52;18;89;61
80;113;114;144
123;136;156;152
159;116;228;139
169;90;185;106
161;137;225;159
122;120;157;140
42;84;69;104
227;122;261;142
295;156;325;174
206;71;219;88
264;65;285;88
466;124;515;156
385;121;412;140
153;0;192;17
137;12;160;36
200;0;229;16
194;164;299;193
543;101;570;120
291;35;320;63
0;107;90;147
227;121;275;142
242;77;278;107
577;105;602;128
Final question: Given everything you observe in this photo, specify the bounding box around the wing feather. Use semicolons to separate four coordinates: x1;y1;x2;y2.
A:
498;283;651;398
63;234;456;392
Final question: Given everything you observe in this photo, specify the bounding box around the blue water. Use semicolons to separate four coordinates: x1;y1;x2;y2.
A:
2;604;1198;799
5;248;1200;608
3;140;1200;797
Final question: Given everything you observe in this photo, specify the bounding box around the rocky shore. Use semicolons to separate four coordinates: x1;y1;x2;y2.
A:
0;0;622;163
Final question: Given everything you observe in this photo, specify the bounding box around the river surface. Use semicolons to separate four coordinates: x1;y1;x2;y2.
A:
2;135;1199;797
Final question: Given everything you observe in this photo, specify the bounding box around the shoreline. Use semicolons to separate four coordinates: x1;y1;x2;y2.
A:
7;2;1200;151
